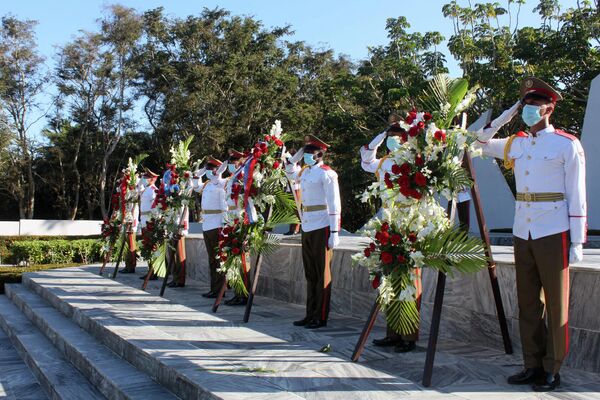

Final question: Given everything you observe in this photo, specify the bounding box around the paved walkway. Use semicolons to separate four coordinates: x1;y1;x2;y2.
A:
79;264;600;399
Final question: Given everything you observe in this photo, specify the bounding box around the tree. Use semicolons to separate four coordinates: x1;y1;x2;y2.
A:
0;16;48;218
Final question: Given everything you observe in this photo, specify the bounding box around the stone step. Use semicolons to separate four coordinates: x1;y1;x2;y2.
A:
22;269;293;400
0;319;49;400
5;284;181;400
0;295;106;400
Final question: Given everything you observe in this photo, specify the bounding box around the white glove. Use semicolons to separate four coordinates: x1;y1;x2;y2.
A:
216;161;227;176
288;148;304;164
328;231;340;249
367;131;387;150
476;101;521;142
569;243;583;264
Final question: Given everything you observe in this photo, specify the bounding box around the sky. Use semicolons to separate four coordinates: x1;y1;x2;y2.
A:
0;0;581;136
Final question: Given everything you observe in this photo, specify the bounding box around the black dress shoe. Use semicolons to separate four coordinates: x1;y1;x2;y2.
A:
119;268;135;274
507;368;543;385
139;274;158;280
202;291;217;298
305;319;327;329
394;340;416;353
167;281;185;288
224;296;247;306
293;317;311;326
372;336;402;347
533;373;560;392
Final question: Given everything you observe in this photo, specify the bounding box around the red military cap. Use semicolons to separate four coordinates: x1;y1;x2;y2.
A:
304;134;330;151
206;156;223;167
520;77;563;103
144;169;159;178
228;149;246;160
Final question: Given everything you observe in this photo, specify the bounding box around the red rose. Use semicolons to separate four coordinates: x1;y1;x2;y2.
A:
409;189;422;200
274;138;283;147
381;222;389;232
415;154;424;166
414;172;427;187
423;112;432;121
400;163;411;175
273;161;280;169
260;143;268;152
434;130;446;142
408;232;417;242
417;121;425;130
220;254;228;262
405;111;417;124
264;135;272;141
385;178;394;189
253;150;263;158
369;242;376;251
391;164;402;175
398;175;410;189
380;252;393;264
232;247;241;255
364;248;371;257
372;275;381;289
397;255;407;263
184;171;190;178
409;126;419;137
378;231;390;245
401;132;408;143
391;234;401;245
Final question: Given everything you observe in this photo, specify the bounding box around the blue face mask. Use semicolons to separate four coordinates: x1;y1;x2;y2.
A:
139;178;147;186
228;164;236;173
303;153;317;166
386;136;401;151
206;170;215;180
521;104;543;127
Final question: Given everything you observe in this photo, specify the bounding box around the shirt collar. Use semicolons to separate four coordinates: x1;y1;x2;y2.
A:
533;124;555;137
310;161;324;169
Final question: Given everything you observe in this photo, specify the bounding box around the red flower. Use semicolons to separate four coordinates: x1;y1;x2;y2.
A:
434;130;446;142
405;111;417;124
273;161;280;169
369;242;376;251
397;255;407;263
399;163;411;175
274;138;283;147
220;254;228;262
391;234;401;245
409;126;420;137
232;247;241;255
260;142;268;152
398;175;410;189
364;248;371;257
417;121;425;130
391;164;402;175
264;135;272;141
401;132;408;143
423;112;432;121
414;172;427;187
415;154;424;166
377;231;390;245
380;252;394;265
384;173;393;189
253;150;263;158
409;189;422;199
184;171;190;178
372;275;381;289
381;222;389;232
408;232;417;242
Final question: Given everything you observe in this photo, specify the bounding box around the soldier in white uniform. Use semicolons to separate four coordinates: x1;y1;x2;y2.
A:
286;135;342;329
194;156;228;298
475;77;586;392
137;169;159;281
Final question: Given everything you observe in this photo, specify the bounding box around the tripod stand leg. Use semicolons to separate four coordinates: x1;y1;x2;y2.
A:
422;271;446;387
351;301;381;362
160;243;175;297
111;233;128;279
243;253;264;323
212;280;228;312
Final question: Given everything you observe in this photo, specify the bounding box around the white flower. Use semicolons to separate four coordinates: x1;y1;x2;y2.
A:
398;284;416;302
410;251;424;266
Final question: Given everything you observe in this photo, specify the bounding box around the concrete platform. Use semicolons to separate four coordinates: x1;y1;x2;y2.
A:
2;264;598;400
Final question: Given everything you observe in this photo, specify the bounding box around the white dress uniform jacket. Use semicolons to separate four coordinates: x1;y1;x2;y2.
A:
476;124;586;244
196;177;227;232
286;161;341;233
138;184;157;231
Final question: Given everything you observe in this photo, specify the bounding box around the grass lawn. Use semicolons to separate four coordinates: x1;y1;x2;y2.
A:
0;263;82;294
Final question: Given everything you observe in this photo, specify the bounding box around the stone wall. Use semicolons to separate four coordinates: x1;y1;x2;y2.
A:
185;234;600;373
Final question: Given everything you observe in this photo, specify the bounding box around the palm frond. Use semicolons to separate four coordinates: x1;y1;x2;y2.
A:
419;227;488;276
150;242;168;278
379;270;420;335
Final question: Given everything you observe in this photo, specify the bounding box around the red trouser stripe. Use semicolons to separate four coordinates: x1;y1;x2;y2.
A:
562;232;570;356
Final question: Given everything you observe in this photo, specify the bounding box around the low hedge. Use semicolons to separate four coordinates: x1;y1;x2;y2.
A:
0;235;100;264
9;239;103;265
0;263;80;294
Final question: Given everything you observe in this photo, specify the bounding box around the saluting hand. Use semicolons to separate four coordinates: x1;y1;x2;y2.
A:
569;243;583;264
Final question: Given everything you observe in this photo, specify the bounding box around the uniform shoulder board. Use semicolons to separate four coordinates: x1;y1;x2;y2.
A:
554;129;578;141
320;165;332;171
515;131;528;138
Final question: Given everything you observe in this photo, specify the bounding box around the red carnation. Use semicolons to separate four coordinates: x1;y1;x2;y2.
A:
391;234;401;245
423;112;432;121
232;247;241;255
391;164;402;175
372;275;381;289
434;130;446;142
274;138;283;147
415;154;425;166
408;232;417;242
380;252;394;265
400;163;411;175
409;126;420;137
364;248;371;257
273;161;281;169
414;172;427;187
